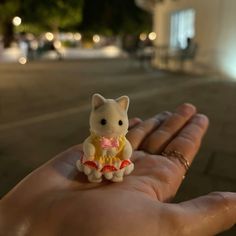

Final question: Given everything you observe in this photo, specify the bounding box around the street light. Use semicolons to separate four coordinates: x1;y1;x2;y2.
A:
148;32;157;41
140;33;147;41
74;33;82;41
45;32;54;41
12;16;22;26
93;34;100;43
18;57;27;65
53;41;62;49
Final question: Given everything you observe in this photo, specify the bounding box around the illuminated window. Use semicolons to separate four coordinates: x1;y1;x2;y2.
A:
170;9;196;49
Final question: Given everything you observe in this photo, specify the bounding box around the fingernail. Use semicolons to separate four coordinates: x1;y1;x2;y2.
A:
192;114;209;126
177;103;196;116
154;111;172;120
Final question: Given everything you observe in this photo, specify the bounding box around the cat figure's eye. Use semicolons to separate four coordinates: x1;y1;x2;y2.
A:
118;120;123;126
100;119;107;125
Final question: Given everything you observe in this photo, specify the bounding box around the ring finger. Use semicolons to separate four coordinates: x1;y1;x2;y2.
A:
160;113;209;199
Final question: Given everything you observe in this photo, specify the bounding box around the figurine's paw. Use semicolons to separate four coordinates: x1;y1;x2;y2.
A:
111;175;123;182
124;163;134;175
104;172;114;180
76;160;83;172
84;165;93;175
111;169;124;182
114;169;125;178
93;169;102;179
88;173;102;183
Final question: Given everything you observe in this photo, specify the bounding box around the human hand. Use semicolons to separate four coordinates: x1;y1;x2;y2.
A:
0;104;235;236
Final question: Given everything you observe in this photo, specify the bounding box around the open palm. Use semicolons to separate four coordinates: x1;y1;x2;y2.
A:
1;104;236;236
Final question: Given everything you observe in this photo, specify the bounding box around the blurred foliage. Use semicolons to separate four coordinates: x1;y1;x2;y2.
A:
0;0;20;22
80;0;152;35
0;0;20;47
20;0;84;32
0;0;151;47
61;40;77;48
16;23;48;36
0;0;150;34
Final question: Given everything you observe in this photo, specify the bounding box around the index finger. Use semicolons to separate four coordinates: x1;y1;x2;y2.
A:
127;112;171;150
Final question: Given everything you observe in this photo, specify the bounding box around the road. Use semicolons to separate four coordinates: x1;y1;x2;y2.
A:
0;58;236;234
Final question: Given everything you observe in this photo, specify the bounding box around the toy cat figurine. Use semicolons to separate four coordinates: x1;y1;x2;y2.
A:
76;93;134;182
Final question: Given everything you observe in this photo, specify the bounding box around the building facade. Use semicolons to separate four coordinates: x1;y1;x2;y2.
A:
138;0;236;79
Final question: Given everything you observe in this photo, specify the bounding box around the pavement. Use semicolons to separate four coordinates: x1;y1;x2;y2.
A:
0;45;126;62
0;58;235;235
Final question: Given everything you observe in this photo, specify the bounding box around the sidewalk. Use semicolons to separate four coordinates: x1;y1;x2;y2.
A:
0;59;235;235
0;45;126;62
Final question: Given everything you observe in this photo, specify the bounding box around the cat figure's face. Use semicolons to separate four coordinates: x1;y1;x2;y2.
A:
89;94;129;138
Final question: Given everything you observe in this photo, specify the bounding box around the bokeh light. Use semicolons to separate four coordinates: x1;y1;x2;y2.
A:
12;16;22;26
53;41;62;49
30;40;38;50
148;32;157;41
45;32;54;41
74;33;82;41
18;57;27;65
139;33;147;41
93;34;100;43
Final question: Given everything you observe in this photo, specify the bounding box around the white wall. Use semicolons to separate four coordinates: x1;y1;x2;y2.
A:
153;0;236;78
216;0;236;78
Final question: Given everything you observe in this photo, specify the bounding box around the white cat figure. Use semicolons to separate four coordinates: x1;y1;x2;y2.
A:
76;94;134;183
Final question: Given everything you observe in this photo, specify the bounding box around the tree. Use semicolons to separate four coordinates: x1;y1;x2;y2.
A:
0;0;150;48
20;0;84;33
79;0;152;35
0;0;83;47
0;0;20;48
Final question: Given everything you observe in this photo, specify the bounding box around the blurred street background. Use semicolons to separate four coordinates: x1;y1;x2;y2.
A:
0;0;236;235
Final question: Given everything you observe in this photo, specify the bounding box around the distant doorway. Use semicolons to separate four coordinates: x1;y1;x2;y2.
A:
170;9;196;49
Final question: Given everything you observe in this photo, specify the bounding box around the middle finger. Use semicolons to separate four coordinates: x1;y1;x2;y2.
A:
140;103;196;154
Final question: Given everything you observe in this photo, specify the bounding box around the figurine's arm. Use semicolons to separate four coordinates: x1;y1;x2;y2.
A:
121;138;132;160
83;136;96;161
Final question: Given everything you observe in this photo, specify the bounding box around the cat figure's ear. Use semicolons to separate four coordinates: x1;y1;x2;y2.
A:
92;93;106;110
116;96;129;112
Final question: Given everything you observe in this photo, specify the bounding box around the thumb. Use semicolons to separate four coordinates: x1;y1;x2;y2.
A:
179;192;236;235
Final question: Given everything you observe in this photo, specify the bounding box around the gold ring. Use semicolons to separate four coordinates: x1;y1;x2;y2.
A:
162;150;190;172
